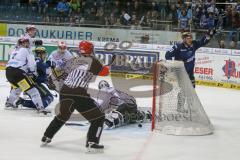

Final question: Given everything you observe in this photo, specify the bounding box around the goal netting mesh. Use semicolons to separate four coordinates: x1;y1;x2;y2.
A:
151;60;214;135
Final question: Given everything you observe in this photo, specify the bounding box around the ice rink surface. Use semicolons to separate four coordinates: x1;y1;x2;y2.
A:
0;70;240;160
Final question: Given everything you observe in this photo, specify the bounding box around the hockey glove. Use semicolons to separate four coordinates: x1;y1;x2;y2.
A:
104;111;124;128
34;40;43;46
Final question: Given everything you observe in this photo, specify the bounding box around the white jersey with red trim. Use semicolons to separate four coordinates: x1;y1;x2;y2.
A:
6;47;36;73
48;50;73;70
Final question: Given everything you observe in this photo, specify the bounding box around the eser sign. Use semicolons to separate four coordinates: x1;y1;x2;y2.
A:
195;67;213;75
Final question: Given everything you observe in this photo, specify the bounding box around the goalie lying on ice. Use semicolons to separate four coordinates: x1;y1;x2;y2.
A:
95;80;152;129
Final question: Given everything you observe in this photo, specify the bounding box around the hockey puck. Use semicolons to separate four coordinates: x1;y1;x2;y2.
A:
138;124;142;128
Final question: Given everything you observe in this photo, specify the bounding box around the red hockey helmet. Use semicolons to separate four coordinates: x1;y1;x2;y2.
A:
79;41;94;55
58;41;67;50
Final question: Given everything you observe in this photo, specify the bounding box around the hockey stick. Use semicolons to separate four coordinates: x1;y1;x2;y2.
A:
65;122;89;126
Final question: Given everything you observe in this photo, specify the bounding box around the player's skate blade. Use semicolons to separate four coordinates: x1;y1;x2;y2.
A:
40;136;51;147
86;142;104;154
4;103;18;110
37;108;51;116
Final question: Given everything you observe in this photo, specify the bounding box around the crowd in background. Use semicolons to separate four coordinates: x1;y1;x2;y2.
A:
0;0;239;49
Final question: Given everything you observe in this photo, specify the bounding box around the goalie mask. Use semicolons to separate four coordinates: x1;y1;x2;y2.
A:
98;80;110;90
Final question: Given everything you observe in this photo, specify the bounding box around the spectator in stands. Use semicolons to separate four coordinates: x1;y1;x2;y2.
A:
111;0;122;17
145;11;153;27
55;16;61;25
206;1;219;16
69;0;81;15
56;0;70;17
194;3;204;21
200;14;208;28
95;7;105;25
216;13;224;29
166;4;178;24
219;40;225;48
178;8;191;30
87;7;97;22
37;0;49;14
236;2;240;13
125;1;133;16
230;9;240;29
206;12;215;29
74;17;80;25
43;15;50;23
114;18;122;26
109;13;116;26
120;10;131;25
229;31;238;49
79;17;85;24
69;16;75;26
132;0;142;18
104;16;110;26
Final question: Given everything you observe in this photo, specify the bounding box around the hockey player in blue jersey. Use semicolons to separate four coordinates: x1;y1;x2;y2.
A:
165;32;211;87
17;46;54;109
165;31;212;113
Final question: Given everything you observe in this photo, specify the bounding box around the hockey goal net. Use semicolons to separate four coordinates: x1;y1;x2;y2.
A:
151;60;214;135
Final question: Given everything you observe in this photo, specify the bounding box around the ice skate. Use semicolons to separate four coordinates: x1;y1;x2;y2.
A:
37;108;51;116
86;142;104;153
40;136;52;147
4;98;18;110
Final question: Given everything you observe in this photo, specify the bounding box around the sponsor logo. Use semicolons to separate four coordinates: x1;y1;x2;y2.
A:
97;37;119;42
195;67;213;75
222;59;240;79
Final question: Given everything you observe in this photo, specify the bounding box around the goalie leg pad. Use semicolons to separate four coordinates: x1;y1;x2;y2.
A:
105;110;124;128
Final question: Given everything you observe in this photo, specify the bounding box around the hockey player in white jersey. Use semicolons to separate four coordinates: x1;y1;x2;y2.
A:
47;41;74;91
96;80;152;129
6;25;42;106
5;37;49;114
24;25;37;47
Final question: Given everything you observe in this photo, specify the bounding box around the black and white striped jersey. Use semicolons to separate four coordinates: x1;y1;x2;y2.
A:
63;56;103;89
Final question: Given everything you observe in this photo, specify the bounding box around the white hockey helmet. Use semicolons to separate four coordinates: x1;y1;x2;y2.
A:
18;36;30;47
98;80;110;89
26;25;36;32
58;41;67;50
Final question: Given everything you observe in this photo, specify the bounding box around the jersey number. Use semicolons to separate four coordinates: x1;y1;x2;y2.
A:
11;53;17;59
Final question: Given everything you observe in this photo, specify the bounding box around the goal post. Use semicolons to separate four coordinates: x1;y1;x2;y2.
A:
151;60;214;135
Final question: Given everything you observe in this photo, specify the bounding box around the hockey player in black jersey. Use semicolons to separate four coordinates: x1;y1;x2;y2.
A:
41;41;110;152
